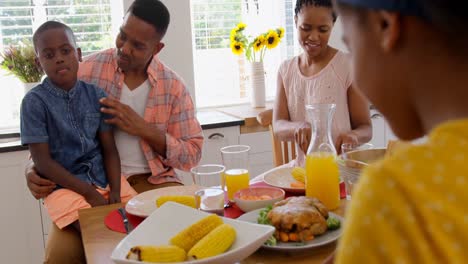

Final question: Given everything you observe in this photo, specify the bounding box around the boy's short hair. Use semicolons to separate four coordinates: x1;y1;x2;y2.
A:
127;0;170;39
33;21;76;51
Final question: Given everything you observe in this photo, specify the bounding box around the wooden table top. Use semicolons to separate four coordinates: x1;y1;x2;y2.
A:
79;200;347;264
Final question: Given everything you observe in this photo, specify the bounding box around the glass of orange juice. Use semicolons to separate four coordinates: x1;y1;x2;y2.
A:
220;145;251;201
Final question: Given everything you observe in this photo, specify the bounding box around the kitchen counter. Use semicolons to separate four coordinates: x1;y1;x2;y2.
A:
217;102;274;133
0;103;272;153
0;134;25;153
197;110;244;129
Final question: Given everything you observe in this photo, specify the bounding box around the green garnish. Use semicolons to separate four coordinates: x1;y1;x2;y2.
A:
327;216;341;230
257;205;273;225
257;205;276;246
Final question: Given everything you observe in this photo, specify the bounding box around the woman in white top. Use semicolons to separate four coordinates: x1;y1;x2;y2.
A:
274;0;372;159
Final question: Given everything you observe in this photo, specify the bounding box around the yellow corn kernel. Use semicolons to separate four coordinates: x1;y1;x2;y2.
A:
291;167;306;183
188;223;236;260
170;214;223;252
126;245;186;263
156;195;196;208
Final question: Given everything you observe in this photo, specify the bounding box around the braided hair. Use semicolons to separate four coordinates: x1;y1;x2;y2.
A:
295;0;337;22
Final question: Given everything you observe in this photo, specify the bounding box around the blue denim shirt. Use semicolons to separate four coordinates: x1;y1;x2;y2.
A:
20;78;112;189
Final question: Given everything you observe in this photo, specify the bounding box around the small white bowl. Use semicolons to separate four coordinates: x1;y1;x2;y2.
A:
233;187;285;212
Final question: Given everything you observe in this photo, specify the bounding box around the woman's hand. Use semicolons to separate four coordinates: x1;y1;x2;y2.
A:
336;131;359;154
25;162;56;199
294;122;311;166
294;122;312;154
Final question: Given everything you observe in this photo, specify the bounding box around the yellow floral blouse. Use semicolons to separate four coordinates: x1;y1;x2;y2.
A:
336;119;468;264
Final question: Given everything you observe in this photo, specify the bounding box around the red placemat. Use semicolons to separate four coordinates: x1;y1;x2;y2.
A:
104;208;144;233
104;182;347;232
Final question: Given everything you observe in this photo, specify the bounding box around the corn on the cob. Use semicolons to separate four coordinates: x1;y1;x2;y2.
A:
156;195;196;208
125;245;186;263
291;167;306;183
170;214;223;251
188;223;236;260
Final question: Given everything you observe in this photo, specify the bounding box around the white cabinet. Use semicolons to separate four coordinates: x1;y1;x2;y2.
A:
176;127;274;186
40;203;52;247
239;131;274;179
176;126;240;186
200;126;240;165
0;151;44;264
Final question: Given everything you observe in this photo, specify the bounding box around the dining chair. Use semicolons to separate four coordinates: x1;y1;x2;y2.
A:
256;109;296;166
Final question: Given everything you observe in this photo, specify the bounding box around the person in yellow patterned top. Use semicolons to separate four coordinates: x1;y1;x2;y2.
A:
324;0;468;263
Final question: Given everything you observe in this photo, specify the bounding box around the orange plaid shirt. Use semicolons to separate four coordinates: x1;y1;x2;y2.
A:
78;48;203;184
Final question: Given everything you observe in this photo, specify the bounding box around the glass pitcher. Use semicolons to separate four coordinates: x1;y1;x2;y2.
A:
304;103;340;210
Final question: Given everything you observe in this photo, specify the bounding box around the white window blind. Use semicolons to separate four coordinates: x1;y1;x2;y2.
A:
0;0;112;54
191;0;299;108
0;0;114;132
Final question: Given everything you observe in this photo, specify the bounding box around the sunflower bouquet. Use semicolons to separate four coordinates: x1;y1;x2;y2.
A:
230;22;284;62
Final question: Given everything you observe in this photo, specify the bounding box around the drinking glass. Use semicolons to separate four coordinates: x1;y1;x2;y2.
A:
340;142;373;200
190;164;227;208
220;145;251;202
194;187;225;216
341;142;374;158
190;164;225;187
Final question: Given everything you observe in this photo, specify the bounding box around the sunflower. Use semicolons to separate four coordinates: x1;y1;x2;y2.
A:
252;35;265;52
236;22;247;31
230;41;244;55
230;29;237;42
265;30;280;49
277;27;285;39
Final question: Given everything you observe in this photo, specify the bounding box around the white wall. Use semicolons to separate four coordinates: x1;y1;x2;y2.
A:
329;18;347;52
122;0;196;102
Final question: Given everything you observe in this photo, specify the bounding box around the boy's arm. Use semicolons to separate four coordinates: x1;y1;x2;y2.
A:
29;143;107;207
98;130;121;203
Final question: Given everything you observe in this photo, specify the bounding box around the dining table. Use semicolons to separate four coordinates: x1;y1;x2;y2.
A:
78;197;347;264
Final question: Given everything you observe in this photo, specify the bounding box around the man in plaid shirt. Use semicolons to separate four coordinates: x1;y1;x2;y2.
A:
25;0;203;263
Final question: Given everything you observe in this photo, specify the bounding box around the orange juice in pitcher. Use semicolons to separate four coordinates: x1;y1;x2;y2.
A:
303;104;340;210
305;153;340;209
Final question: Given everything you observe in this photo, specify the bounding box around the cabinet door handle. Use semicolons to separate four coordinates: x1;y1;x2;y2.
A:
208;133;225;139
371;113;383;119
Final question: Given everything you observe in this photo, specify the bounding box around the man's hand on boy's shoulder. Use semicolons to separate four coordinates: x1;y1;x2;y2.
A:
99;97;147;136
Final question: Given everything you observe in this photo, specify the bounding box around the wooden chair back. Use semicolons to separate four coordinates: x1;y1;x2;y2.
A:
256;109;296;166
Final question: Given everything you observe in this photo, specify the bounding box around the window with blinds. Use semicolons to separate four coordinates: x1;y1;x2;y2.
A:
0;0;112;55
191;0;242;50
0;0;114;131
191;0;298;108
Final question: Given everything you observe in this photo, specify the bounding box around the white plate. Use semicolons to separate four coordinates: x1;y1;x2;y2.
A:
263;167;305;194
237;208;343;251
125;185;203;218
111;202;275;264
